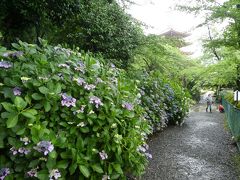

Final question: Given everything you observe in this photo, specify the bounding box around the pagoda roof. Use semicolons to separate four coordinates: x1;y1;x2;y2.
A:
161;29;190;38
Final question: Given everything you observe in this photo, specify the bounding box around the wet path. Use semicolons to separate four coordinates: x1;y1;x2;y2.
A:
142;104;238;180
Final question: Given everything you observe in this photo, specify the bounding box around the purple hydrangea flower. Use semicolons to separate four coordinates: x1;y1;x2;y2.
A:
89;96;103;108
84;84;96;90
137;146;146;153
145;152;152;159
74;61;85;73
122;102;134;111
61;93;76;107
13;87;22;96
18;147;31;155
99;150;108;160
0;61;12;69
49;169;61;180
0;168;10;180
10;147;18;155
76;77;86;86
34;141;54;155
27;169;37;177
3;51;23;58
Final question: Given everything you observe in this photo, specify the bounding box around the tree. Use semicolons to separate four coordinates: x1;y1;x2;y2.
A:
0;0;81;46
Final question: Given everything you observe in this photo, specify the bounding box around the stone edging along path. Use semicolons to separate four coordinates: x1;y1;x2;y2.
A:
141;104;238;180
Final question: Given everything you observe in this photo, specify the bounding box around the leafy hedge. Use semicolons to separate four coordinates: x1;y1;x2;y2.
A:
133;71;190;133
224;92;240;109
0;40;151;179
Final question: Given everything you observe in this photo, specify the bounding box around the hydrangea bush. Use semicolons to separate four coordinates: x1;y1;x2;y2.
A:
0;40;151;179
139;72;190;132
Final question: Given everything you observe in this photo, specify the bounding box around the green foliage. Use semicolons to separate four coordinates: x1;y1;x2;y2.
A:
0;0;143;69
224;92;240;109
0;40;151;179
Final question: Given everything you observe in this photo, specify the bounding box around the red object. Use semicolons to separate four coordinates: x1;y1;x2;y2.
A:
218;105;224;113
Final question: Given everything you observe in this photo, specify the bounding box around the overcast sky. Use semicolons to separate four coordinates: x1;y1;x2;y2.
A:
127;0;226;58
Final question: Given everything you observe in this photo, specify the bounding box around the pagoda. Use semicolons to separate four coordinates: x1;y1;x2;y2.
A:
160;29;193;55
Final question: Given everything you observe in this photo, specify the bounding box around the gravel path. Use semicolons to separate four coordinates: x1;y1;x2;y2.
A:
142;104;239;180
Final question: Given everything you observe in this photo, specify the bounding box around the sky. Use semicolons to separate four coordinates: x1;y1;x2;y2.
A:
127;0;225;58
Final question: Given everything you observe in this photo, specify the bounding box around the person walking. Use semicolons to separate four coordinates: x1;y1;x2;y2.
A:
206;94;213;113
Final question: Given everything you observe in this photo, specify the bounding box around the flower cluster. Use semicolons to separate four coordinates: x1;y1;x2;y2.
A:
13;87;22;96
0;61;12;69
49;169;61;180
3;51;23;58
74;61;85;73
27;168;38;177
99;150;108;160
61;93;76;107
34;141;54;155
84;84;96;90
122;102;134;111
10;147;30;155
89;96;103;108
102;175;110;180
0;168;10;180
20;137;31;145
137;144;152;159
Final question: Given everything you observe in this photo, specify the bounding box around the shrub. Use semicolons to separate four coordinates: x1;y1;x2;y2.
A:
0;40;151;179
138;72;190;132
224;92;240;109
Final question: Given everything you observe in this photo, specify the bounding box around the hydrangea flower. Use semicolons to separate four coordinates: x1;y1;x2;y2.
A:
58;64;70;68
13;87;22;96
84;84;96;90
99;150;108;160
102;175;110;180
21;77;31;83
34;141;54;155
89;96;103;108
0;168;10;180
145;152;152;159
74;77;85;86
3;51;23;58
77;122;86;127
0;61;12;69
96;78;103;84
20;137;31;145
18;147;31;155
74;61;85;73
61;93;76;107
27;168;38;177
10;147;18;155
122;102;134;111
49;169;61;180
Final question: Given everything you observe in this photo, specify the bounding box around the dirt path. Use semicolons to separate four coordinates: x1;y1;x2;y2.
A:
142;104;238;180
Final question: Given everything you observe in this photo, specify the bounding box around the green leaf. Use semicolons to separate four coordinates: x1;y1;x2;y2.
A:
44;101;51;112
55;83;62;94
14;97;27;110
6;113;19;128
16;128;26;135
39;86;49;94
79;165;90;178
69;163;77;175
32;93;44;100
46;157;56;169
92;164;104;173
113;164;123;174
37;170;49;180
57;160;69;169
1;102;15;112
21;109;37;119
